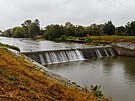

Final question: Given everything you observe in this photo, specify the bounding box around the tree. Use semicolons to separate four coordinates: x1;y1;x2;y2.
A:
103;21;115;35
34;19;40;27
28;22;40;38
21;19;40;38
2;29;12;37
85;26;93;36
75;25;85;37
12;27;26;38
64;22;75;36
125;21;135;36
44;25;65;40
24;20;32;27
116;26;126;35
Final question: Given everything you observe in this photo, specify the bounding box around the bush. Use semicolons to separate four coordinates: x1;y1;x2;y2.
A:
66;36;77;41
60;35;67;41
91;85;103;99
84;38;93;43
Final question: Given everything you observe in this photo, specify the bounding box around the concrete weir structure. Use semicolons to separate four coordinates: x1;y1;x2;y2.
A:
112;42;135;58
22;46;115;65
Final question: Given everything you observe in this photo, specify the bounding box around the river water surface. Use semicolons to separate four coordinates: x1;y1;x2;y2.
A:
1;37;135;101
0;37;90;52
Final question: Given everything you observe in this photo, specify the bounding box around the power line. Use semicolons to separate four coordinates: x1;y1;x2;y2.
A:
97;0;133;14
96;0;134;24
103;0;135;14
113;0;135;13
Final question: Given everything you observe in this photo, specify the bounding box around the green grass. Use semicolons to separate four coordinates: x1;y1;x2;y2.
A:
0;42;20;51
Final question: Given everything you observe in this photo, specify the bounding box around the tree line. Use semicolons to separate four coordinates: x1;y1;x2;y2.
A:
1;19;135;40
2;19;41;38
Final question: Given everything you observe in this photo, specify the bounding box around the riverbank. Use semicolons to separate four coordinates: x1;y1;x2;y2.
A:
84;36;135;45
0;42;20;51
36;36;135;45
0;47;109;101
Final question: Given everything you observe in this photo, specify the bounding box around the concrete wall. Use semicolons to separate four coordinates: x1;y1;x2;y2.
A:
112;45;135;58
78;46;113;58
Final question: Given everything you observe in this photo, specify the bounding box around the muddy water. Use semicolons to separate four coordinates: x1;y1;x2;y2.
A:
46;57;135;101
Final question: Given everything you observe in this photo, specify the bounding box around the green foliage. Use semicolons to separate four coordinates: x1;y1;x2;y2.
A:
103;21;115;36
28;22;40;38
12;27;26;38
44;25;65;40
125;21;135;36
65;22;76;36
66;36;77;41
84;38;93;43
91;85;103;99
60;35;67;41
55;35;67;42
2;29;12;37
2;19;41;39
116;26;126;36
2;19;135;41
9;45;20;51
0;42;20;51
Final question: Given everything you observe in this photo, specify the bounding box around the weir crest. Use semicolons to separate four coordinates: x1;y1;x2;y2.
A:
22;46;115;65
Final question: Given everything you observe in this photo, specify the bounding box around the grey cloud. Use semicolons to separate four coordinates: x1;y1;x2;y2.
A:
0;0;135;30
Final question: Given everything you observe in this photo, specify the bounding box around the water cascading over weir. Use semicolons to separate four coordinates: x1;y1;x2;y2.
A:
22;46;115;65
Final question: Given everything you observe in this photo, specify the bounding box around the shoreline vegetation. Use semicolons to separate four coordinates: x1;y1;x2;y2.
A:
0;47;110;101
1;19;135;45
48;35;135;44
0;42;20;51
76;36;135;45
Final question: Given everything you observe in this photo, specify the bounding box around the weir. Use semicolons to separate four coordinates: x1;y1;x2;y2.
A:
22;46;115;65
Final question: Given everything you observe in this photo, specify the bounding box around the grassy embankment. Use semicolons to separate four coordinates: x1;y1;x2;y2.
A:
63;36;135;45
49;35;135;45
84;36;135;45
0;42;20;51
0;47;109;101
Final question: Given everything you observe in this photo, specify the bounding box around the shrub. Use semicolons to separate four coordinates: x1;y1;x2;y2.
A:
60;35;67;41
91;85;103;99
84;38;93;43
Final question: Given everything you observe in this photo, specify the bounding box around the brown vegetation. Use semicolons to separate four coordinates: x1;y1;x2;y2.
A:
84;36;135;45
0;47;109;101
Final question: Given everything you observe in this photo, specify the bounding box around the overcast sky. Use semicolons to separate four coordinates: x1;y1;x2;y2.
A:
0;0;135;30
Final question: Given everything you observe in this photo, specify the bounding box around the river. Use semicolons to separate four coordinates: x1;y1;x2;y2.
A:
0;37;90;52
0;37;135;101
